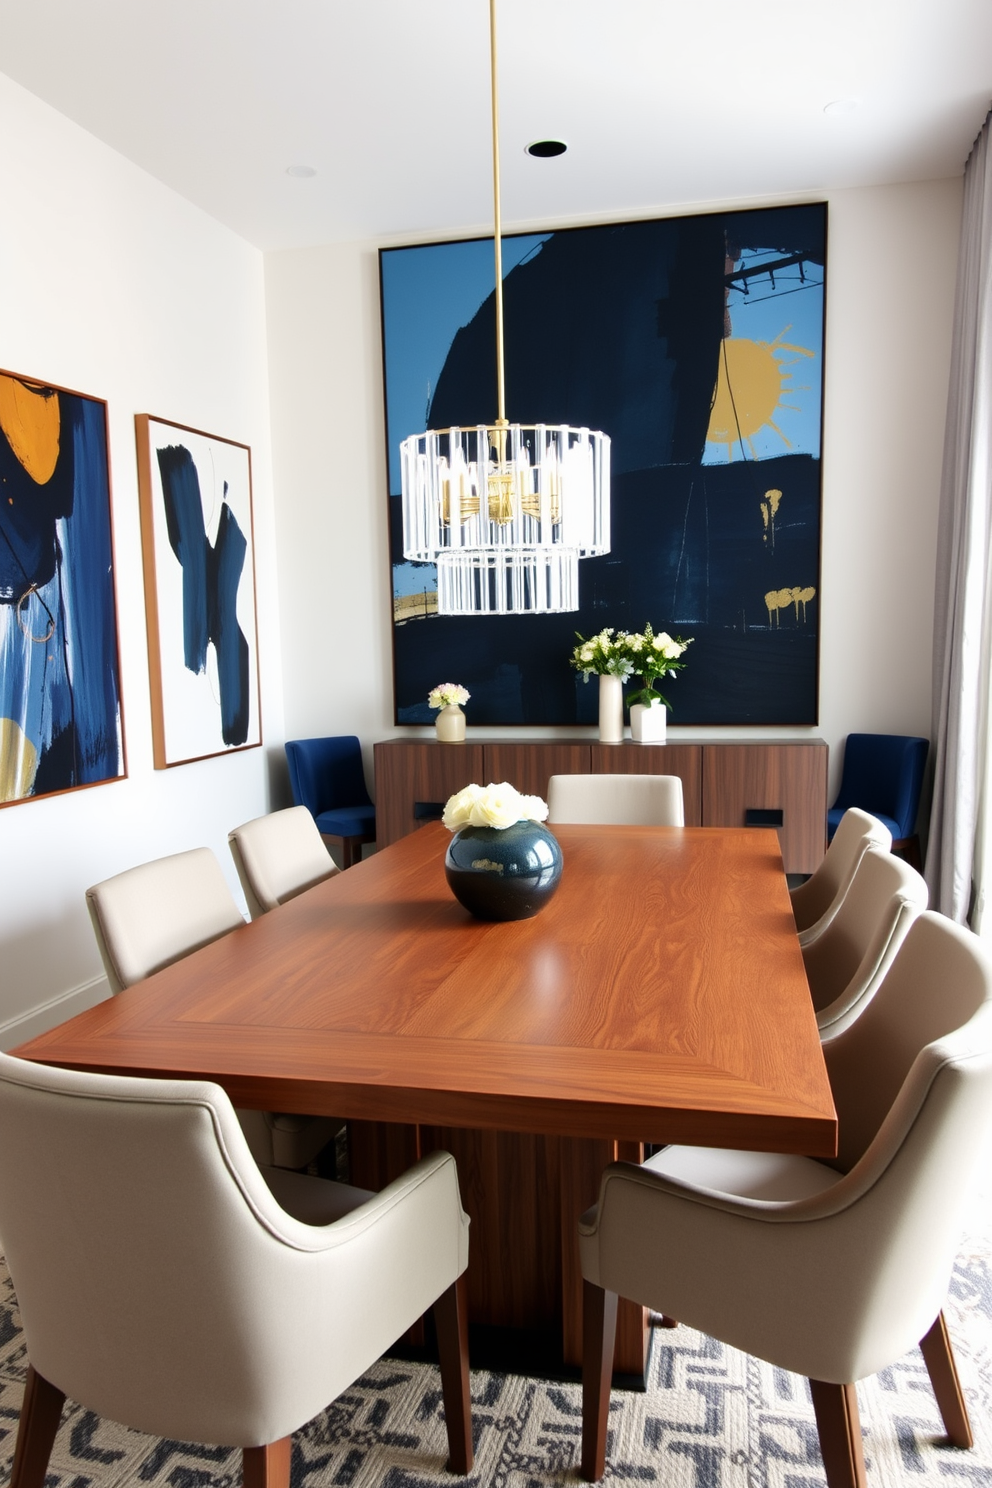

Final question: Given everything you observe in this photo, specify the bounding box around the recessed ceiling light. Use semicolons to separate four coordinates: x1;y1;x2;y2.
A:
823;98;859;118
286;164;317;178
526;139;567;158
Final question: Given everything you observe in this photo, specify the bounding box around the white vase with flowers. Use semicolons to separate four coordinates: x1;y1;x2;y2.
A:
428;683;470;743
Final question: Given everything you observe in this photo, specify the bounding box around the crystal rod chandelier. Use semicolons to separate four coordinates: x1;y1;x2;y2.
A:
399;0;611;616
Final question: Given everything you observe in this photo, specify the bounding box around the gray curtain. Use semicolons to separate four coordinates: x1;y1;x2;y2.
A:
927;109;992;927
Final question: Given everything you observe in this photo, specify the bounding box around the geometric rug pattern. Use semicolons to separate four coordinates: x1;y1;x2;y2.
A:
0;1193;988;1488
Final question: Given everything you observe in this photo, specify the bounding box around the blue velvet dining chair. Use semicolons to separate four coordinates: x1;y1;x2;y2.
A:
826;733;928;870
285;736;376;869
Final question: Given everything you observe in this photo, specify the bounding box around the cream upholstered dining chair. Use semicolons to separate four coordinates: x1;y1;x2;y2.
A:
0;1053;472;1488
803;846;928;1040
85;848;337;1171
791;806;892;946
579;910;992;1486
229;806;338;920
547;773;684;826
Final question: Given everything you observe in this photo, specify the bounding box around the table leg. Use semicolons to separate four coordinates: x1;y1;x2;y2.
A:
419;1125;562;1329
350;1120;647;1380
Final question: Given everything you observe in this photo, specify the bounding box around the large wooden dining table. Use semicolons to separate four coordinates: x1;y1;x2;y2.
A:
14;821;836;1379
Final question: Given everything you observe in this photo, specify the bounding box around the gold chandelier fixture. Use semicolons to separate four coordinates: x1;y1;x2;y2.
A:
399;0;611;616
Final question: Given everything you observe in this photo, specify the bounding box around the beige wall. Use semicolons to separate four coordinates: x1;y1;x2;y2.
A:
265;178;963;803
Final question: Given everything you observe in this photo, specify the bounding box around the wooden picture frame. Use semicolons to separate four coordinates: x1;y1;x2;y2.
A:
0;369;125;807
135;415;261;768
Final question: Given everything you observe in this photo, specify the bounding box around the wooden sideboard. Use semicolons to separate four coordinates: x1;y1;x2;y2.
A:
374;737;828;874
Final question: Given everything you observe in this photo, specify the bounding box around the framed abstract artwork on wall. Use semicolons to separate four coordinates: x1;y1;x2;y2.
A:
135;415;261;768
379;201;827;726
0;369;125;807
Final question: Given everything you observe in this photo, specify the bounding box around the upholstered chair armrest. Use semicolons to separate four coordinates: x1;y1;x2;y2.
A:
208;1146;470;1446
816;893;926;1040
0;1060;470;1451
580;1035;992;1387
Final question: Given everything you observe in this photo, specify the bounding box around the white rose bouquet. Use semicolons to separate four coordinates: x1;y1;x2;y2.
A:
621;623;693;711
442;782;549;832
569;628;636;681
428;682;470;710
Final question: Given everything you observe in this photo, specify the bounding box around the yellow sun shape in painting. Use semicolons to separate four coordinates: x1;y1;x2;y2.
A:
706;327;813;461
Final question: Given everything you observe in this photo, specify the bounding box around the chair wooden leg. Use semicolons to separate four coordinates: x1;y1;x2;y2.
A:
243;1438;291;1488
919;1311;973;1448
581;1281;618;1482
10;1366;66;1488
893;836;923;872
433;1272;473;1473
809;1380;867;1488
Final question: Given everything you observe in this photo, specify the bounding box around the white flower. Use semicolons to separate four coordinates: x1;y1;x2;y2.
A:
518;793;549;823
428;682;471;710
470;782;525;829
652;631;681;660
442;781;549;832
442;783;485;830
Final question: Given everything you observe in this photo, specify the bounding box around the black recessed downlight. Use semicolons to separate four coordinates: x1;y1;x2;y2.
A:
526;139;567;158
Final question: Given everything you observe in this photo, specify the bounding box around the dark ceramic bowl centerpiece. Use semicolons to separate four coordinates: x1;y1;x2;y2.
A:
442;783;562;922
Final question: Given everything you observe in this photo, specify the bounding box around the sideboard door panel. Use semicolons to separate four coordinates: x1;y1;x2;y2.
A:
374;740;485;847
484;743;590;799
702;743;827;874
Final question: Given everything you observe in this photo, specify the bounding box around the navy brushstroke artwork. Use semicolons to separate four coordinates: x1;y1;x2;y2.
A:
380;202;827;725
0;375;123;804
156;446;250;747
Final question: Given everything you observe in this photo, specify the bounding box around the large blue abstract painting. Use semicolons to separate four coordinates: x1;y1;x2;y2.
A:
380;202;827;725
0;372;124;806
136;416;260;767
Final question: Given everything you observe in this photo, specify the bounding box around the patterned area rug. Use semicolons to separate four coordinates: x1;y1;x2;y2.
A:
0;1190;988;1488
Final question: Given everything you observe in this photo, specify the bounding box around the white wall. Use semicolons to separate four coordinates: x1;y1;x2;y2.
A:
265;178;963;803
0;74;285;1044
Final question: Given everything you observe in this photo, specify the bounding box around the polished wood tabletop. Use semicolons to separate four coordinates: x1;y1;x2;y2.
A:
15;821;835;1377
16;822;835;1155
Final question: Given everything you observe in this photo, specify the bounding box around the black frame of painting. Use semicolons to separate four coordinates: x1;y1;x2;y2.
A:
379;201;827;728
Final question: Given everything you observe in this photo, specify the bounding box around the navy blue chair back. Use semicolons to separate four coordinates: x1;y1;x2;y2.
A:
286;736;372;815
828;734;928;847
285;737;375;868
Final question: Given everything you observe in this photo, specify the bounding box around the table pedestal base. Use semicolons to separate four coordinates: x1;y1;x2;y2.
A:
349;1121;649;1380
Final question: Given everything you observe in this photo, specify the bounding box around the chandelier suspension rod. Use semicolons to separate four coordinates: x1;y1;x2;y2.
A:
489;0;507;426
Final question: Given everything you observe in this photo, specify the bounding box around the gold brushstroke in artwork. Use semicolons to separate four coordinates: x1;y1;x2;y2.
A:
707;328;813;460
0;376;60;484
0;717;38;801
760;488;783;548
393;589;438;624
765;586;816;627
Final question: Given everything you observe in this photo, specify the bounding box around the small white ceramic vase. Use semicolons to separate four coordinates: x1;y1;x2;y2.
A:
629;698;667;744
435;704;466;743
598;674;624;743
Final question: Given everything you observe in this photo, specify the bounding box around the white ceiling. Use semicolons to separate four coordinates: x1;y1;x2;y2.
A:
1;0;989;251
